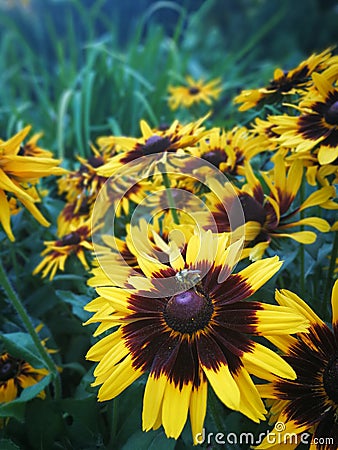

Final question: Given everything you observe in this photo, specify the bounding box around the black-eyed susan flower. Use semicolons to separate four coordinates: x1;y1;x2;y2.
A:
205;156;333;259
0;352;48;403
256;280;338;450
85;230;309;443
188;126;266;178
0;126;66;241
168;76;222;110
269;72;338;165
57;147;110;210
17;131;53;158
97;116;209;177
33;221;93;280
234;48;337;111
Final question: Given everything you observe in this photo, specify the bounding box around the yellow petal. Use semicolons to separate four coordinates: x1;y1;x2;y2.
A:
332;280;338;327
202;363;240;410
237;256;282;293
0;125;31;155
189;379;208;445
86;329;123;362
271;231;316;244
278;217;330;232
275;289;324;326
0;190;15;241
97;354;143;401
162;381;192;439
317;145;338;165
142;373;167;431
256;305;309;334
299;186;335;210
234;367;266;422
312;72;333;98
242;342;296;380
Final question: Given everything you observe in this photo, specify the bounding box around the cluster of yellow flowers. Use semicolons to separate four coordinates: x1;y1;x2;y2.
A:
0;48;337;449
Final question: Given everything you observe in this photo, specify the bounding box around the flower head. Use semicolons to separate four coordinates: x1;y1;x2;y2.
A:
33;221;93;280
97;116;209;178
85;230;309;443
168;76;222;110
234;48;337;111
0;352;48;403
269;72;338;165
205;156;334;259
0;126;66;241
256;280;338;450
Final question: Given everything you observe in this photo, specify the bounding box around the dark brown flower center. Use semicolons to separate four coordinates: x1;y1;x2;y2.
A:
323;355;338;404
189;86;200;95
0;356;20;382
163;289;213;334
87;155;104;168
239;193;267;224
324;101;338;126
58;231;81;246
202;149;227;168
141;135;172;155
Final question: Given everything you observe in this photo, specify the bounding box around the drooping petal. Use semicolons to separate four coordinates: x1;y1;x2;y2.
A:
189;376;208;445
233;367;266;422
242;342;296;381
96;354;143;401
162;381;192;439
142;373;167;431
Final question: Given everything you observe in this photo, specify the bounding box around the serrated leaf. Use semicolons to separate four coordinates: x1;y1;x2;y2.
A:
1;333;45;368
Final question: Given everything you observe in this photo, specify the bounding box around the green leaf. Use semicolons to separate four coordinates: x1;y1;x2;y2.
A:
0;332;45;368
121;429;176;450
55;290;91;321
0;439;20;450
0;374;52;422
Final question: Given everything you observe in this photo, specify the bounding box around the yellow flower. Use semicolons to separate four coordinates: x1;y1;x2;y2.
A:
0;352;48;404
0;126;66;241
268;72;338;165
168;76;222;110
97;116;209;178
33;221;93;280
234;48;337;111
85;230;309;443
256;281;338;450
204;156;334;259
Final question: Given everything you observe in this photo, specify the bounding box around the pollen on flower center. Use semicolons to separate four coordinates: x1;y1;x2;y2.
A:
141;135;172;155
0;356;19;382
323;355;338;404
163;289;213;334
324;101;338;125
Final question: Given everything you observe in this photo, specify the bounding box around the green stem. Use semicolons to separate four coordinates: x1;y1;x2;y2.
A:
160;165;179;225
323;231;338;312
0;259;61;399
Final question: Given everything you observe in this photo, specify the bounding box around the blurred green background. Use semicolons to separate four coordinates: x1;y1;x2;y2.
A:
0;0;337;160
